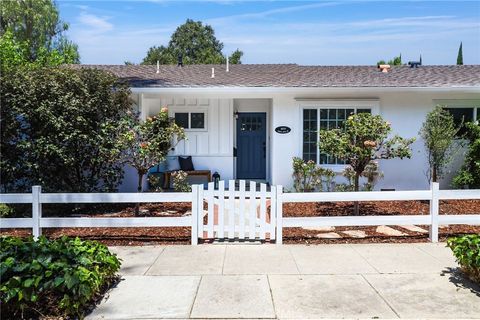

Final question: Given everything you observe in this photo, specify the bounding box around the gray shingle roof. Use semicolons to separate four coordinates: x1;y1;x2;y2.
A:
78;64;480;88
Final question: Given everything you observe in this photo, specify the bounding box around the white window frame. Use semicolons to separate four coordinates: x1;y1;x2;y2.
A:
170;108;208;132
298;99;380;172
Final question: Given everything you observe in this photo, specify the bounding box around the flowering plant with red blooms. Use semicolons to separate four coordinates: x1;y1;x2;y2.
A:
120;107;185;208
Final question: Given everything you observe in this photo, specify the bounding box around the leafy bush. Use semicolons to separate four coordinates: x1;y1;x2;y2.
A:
447;234;480;283
0;236;121;319
337;162;383;192
172;170;191;192
0;203;14;217
292;157;335;192
453;122;480;189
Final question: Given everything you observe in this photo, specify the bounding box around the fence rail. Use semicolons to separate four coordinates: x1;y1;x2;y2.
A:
0;182;479;245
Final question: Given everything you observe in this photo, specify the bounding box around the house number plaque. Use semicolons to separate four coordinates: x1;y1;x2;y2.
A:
275;126;291;134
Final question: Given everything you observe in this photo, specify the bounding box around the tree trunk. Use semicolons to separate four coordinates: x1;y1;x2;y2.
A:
135;172;144;216
353;173;360;215
432;167;438;183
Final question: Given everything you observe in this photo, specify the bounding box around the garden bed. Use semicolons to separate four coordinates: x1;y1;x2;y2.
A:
1;200;478;245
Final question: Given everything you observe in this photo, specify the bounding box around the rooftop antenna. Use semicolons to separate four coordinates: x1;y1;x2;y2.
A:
156;60;159;74
226;55;229;72
211;67;215;78
419;54;422;65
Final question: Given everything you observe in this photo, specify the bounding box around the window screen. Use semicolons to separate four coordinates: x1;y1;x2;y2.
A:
174;113;189;128
190;113;205;129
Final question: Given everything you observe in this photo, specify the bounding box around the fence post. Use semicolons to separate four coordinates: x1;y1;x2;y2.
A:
429;182;439;243
32;186;42;240
191;185;198;245
276;185;283;245
197;183;204;242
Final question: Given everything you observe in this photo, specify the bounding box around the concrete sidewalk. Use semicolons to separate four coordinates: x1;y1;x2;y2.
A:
87;243;480;319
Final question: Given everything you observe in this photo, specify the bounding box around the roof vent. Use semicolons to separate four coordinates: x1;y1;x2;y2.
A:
226;56;229;73
211;67;215;78
378;64;390;73
156;60;159;74
177;55;183;67
408;56;422;68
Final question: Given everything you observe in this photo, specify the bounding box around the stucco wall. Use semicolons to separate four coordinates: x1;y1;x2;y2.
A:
119;89;479;192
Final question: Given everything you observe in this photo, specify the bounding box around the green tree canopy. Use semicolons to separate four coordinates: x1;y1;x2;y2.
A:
0;0;79;67
319;113;414;214
377;54;402;66
142;19;243;65
419;105;461;183
319;113;415;190
0;67;131;193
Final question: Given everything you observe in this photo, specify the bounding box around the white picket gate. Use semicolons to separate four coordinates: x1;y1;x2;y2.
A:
196;180;279;242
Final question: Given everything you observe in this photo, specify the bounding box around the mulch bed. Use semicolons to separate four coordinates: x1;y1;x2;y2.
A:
1;200;478;246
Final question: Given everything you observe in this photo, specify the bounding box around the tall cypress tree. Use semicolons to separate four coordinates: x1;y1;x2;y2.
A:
457;42;463;65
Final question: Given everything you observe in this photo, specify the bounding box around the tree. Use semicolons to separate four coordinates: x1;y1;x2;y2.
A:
419;105;461;183
319;113;415;214
0;0;79;64
377;54;402;66
142;19;243;65
119;109;185;212
457;42;463;65
0;67;131;193
453;122;480;188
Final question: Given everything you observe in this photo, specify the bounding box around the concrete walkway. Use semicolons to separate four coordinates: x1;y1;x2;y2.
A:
87;243;480;319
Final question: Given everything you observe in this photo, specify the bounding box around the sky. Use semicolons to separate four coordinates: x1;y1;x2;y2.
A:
57;0;480;65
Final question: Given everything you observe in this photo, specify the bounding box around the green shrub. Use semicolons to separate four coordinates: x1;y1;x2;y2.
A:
0;203;14;217
447;234;480;283
0;236;121;319
292;157;335;192
172;170;191;192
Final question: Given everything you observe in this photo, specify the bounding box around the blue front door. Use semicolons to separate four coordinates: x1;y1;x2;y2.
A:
236;112;267;179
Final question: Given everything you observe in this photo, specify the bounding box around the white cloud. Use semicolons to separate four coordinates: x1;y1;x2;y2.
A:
77;12;113;33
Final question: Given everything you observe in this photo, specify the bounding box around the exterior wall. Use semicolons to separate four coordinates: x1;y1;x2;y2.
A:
270;91;479;190
119;88;479;192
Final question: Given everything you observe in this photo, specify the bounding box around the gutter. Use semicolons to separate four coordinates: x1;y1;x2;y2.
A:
131;86;480;94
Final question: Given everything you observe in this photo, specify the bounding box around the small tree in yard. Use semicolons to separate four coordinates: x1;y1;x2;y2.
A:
319;113;415;214
120;109;185;213
419;105;461;183
453;122;480;189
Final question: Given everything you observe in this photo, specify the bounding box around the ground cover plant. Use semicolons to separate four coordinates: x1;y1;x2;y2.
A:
447;234;480;284
0;236;121;319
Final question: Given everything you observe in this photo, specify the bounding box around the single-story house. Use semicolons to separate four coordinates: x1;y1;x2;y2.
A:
87;64;480;191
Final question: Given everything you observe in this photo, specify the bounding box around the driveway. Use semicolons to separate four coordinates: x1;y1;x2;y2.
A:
87;243;480;319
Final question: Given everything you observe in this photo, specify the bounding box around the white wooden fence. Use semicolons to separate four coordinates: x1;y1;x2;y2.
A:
199;180;277;242
1;182;479;245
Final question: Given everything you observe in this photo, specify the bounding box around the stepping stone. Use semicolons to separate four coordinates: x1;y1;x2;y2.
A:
401;225;429;234
376;226;407;236
302;226;335;232
342;230;367;238
315;232;342;239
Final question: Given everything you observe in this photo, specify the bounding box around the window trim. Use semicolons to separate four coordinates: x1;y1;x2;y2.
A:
171;108;208;132
298;99;380;171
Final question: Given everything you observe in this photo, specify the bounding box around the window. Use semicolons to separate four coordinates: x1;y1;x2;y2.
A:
174;112;206;130
303;109;317;162
302;107;372;165
443;107;476;136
